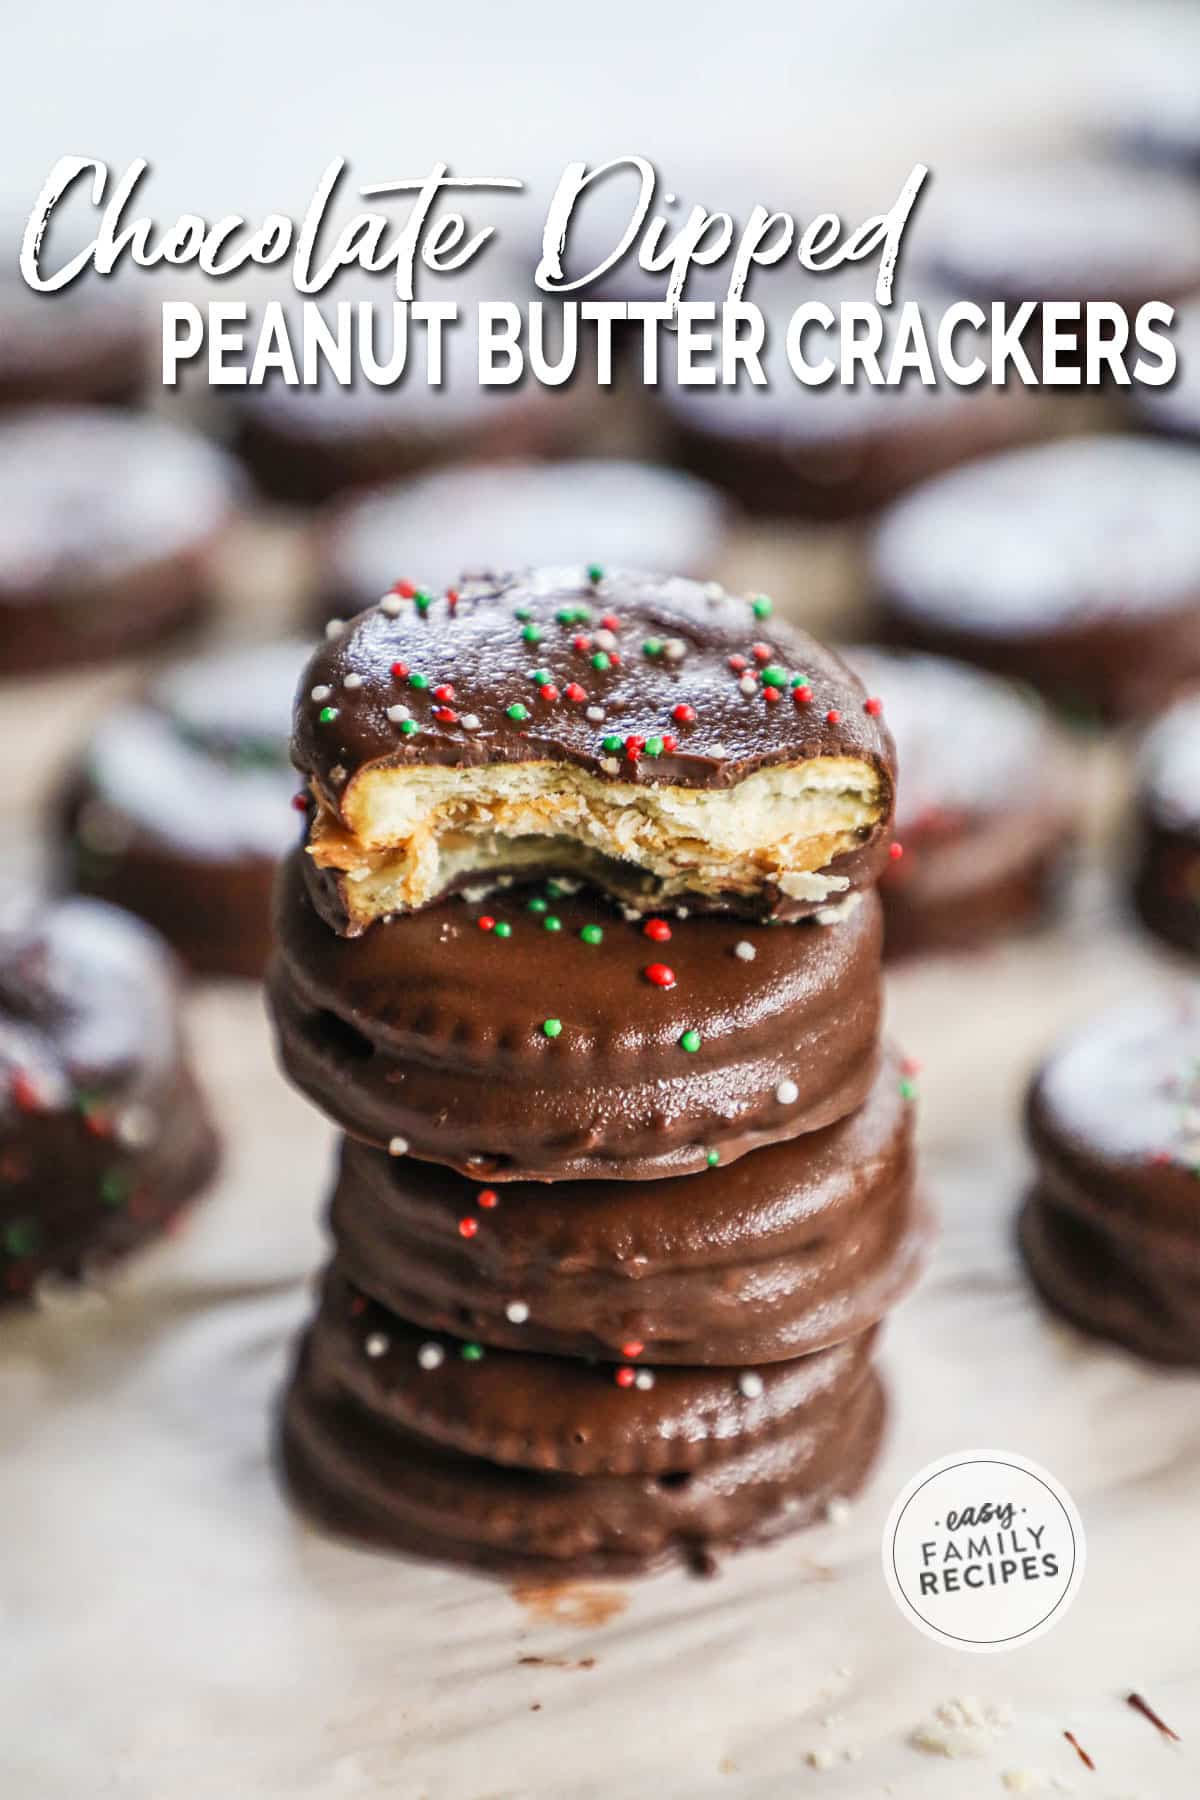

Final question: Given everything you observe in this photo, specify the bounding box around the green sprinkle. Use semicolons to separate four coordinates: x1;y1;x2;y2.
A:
761;665;787;689
587;563;605;584
514;606;531;621
705;1149;720;1167
580;924;604;945
408;671;430;690
542;1018;563;1039
679;1028;702;1054
642;638;663;658
2;1217;38;1257
493;921;512;939
506;702;530;722
602;733;623;753
527;896;548;914
545;880;565;898
99;1170;127;1209
461;1342;485;1362
556;604;591;625
790;673;809;688
521;624;543;645
318;705;338;724
400;719;418;736
899;1078;918;1102
751;593;773;619
644;736;664;758
414;590;432;613
543;915;562;932
591;652;611;671
531;668;553;686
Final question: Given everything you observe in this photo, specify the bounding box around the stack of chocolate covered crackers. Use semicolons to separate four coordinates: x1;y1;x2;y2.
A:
268;568;925;1576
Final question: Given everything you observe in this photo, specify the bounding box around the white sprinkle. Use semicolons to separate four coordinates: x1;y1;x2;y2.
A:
634;1369;656;1390
1001;1774;1050;1795
586;705;606;723
805;1749;834;1771
775;1079;800;1106
601;756;621;775
703;581;725;601
386;705;411;725
388;1136;410;1156
116;1104;157;1149
461;713;481;730
593;628;618;651
417;1342;445;1371
738;1372;764;1399
329;764;347;784
505;1300;530;1324
663;638;687;661
343;672;363;690
674;906;689;919
378;593;403;615
826;1497;852;1527
324;619;345;639
739;675;757;696
734;940;756;962
365;1333;389;1358
310;684;332;703
708;742;728;758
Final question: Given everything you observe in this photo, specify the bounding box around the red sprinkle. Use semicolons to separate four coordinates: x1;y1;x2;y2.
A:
572;634;591;653
478;915;496;932
601;613;620;631
458;1217;480;1239
608;651;622;666
643;962;677;989
477;1188;499;1209
763;685;781;704
614;1366;636;1388
864;696;883;716
643;918;672;943
445;588;459;607
825;708;841;725
621;1340;644;1358
10;1072;41;1113
625;734;645;761
564;683;586;703
901;1056;922;1077
433;684;455;702
672;703;696;724
391;580;416;598
728;654;748;673
661;734;677;753
433;707;457;723
751;643;771;662
538;684;559;703
793;685;813;705
889;842;905;862
291;793;308;812
349;1294;367;1316
390;660;409;680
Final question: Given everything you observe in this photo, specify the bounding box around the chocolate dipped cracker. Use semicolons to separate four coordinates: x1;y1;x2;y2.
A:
295;568;896;930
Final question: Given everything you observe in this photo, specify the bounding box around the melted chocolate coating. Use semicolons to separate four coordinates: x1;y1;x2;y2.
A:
844;648;1074;956
280;1309;885;1575
872;436;1200;721
327;1046;921;1363
298;569;893;795
0;409;239;679
268;851;884;1181
0;892;218;1302
63;640;310;979
1021;994;1200;1362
